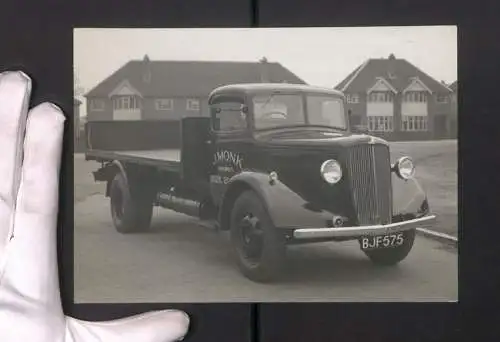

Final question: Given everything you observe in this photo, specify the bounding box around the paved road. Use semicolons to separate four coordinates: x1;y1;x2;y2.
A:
74;193;458;303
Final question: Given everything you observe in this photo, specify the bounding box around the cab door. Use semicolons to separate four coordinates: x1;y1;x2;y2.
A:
208;94;252;205
179;116;212;187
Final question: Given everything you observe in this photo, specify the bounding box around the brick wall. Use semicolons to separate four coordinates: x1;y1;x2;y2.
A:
86;97;113;121
86;96;211;121
428;93;454;139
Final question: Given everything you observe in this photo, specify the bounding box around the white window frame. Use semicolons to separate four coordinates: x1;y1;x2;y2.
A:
367;116;394;132
113;95;140;110
90;99;105;111
403;91;427;103
186;99;200;111
155;98;173;111
367;91;393;103
346;94;359;104
401;115;428;131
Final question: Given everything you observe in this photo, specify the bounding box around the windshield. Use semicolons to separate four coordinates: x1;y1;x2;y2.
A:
252;93;346;130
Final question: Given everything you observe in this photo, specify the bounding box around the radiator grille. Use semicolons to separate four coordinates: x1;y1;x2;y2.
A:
346;144;392;225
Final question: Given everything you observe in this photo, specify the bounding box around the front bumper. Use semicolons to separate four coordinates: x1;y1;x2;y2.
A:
292;214;436;240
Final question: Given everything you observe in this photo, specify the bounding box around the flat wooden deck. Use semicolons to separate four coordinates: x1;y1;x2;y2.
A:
85;149;181;172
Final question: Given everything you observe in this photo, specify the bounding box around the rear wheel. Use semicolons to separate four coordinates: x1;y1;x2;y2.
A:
361;229;416;266
230;190;286;282
109;172;153;234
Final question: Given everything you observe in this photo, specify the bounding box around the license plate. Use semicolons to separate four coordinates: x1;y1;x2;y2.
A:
360;233;404;250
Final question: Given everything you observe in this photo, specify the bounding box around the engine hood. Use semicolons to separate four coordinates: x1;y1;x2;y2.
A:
254;128;388;149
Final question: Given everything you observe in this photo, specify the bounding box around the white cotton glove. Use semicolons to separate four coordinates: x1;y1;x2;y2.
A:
0;71;190;342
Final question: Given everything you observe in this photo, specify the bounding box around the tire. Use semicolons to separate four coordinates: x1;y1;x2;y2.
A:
229;190;286;282
109;172;153;234
361;229;416;266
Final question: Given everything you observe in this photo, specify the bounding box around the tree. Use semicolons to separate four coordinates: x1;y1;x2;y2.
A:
74;67;85;97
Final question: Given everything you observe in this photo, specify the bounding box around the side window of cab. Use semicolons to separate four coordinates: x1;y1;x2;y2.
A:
210;95;248;132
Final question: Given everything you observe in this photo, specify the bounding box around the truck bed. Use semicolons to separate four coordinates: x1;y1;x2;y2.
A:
86;149;181;172
84;118;211;176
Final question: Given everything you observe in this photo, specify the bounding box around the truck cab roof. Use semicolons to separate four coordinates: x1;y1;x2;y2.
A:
208;83;345;102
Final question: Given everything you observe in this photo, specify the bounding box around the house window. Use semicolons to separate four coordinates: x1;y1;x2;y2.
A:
436;94;448;103
401;116;428;131
155;99;173;110
404;91;427;102
113;95;140;110
90;99;105;111
187;99;200;111
346;94;359;104
368;116;393;132
368;91;393;102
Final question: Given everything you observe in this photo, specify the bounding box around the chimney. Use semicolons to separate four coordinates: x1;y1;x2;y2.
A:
388;53;396;60
143;54;151;83
259;56;269;83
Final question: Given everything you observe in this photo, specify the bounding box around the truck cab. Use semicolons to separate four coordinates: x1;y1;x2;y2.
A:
205;83;352;205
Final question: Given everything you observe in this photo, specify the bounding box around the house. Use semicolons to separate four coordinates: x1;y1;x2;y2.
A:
84;55;307;122
335;54;455;140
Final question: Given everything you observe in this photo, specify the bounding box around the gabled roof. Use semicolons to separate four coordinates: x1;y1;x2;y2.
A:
366;77;397;93
334;54;453;94
402;76;433;94
85;57;307;98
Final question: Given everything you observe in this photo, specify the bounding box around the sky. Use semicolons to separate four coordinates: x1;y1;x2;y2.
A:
74;26;457;117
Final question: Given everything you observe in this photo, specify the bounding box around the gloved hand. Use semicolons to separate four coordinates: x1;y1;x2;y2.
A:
0;71;190;342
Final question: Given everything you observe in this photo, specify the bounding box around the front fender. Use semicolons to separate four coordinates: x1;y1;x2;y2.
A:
220;172;430;231
391;173;429;217
222;171;335;229
93;160;127;197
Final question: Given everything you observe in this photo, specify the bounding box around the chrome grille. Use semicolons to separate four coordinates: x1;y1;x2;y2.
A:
346;144;392;225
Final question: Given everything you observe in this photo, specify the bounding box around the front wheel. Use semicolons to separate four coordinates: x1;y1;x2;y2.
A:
229;190;287;282
360;229;416;266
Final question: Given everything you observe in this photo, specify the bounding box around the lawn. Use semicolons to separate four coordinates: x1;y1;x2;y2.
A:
389;140;458;237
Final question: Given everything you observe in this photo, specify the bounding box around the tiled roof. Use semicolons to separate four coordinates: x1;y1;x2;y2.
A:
334;54;453;94
448;80;457;92
85;56;307;98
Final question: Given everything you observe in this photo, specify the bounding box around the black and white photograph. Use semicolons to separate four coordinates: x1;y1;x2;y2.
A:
74;26;458;303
